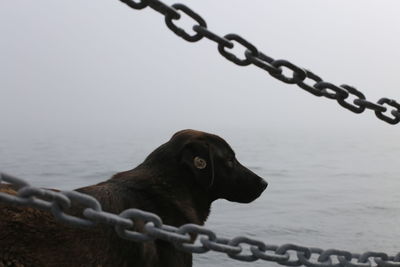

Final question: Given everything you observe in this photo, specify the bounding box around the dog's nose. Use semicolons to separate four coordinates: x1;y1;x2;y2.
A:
260;179;268;190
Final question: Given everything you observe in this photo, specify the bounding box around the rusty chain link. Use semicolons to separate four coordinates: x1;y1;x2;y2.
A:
118;0;400;125
0;173;399;266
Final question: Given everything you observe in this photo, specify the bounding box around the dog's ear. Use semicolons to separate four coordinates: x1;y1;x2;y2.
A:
180;141;215;189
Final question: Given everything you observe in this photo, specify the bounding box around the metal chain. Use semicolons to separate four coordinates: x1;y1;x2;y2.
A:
118;0;400;125
1;173;399;267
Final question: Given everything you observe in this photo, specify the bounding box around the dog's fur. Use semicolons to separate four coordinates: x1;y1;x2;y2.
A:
0;129;267;267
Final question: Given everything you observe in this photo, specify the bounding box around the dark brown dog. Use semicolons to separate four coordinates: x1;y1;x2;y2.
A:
0;129;267;267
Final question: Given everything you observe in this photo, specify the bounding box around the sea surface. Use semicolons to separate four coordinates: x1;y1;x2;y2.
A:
1;128;399;267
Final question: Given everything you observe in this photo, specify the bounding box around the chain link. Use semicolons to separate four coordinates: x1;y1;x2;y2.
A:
1;173;399;266
165;3;206;42
297;247;331;267
117;0;400;125
218;34;259;66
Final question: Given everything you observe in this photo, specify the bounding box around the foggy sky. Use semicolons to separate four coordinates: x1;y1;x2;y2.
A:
1;0;400;137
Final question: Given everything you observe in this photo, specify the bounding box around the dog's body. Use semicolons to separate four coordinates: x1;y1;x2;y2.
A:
0;130;267;267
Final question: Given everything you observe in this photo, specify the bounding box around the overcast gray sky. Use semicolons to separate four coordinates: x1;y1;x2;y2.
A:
1;0;400;137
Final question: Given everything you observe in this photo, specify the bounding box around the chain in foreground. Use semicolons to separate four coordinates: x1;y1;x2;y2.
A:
0;173;399;267
118;0;400;125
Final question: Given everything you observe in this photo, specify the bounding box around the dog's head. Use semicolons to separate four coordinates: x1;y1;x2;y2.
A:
161;129;268;203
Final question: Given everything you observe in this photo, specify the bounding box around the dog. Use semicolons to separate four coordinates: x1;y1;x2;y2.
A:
0;129;267;267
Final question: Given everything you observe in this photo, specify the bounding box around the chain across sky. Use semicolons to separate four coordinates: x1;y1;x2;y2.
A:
119;0;400;125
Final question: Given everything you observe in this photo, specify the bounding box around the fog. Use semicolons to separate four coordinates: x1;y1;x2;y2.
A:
1;0;400;137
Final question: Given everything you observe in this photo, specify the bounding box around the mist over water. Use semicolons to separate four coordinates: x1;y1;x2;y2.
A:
1;128;399;266
1;0;400;266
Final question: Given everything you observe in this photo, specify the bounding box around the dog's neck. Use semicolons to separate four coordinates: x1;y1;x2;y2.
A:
142;167;212;226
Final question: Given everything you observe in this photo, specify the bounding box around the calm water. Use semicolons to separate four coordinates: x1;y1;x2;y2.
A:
1;128;399;266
